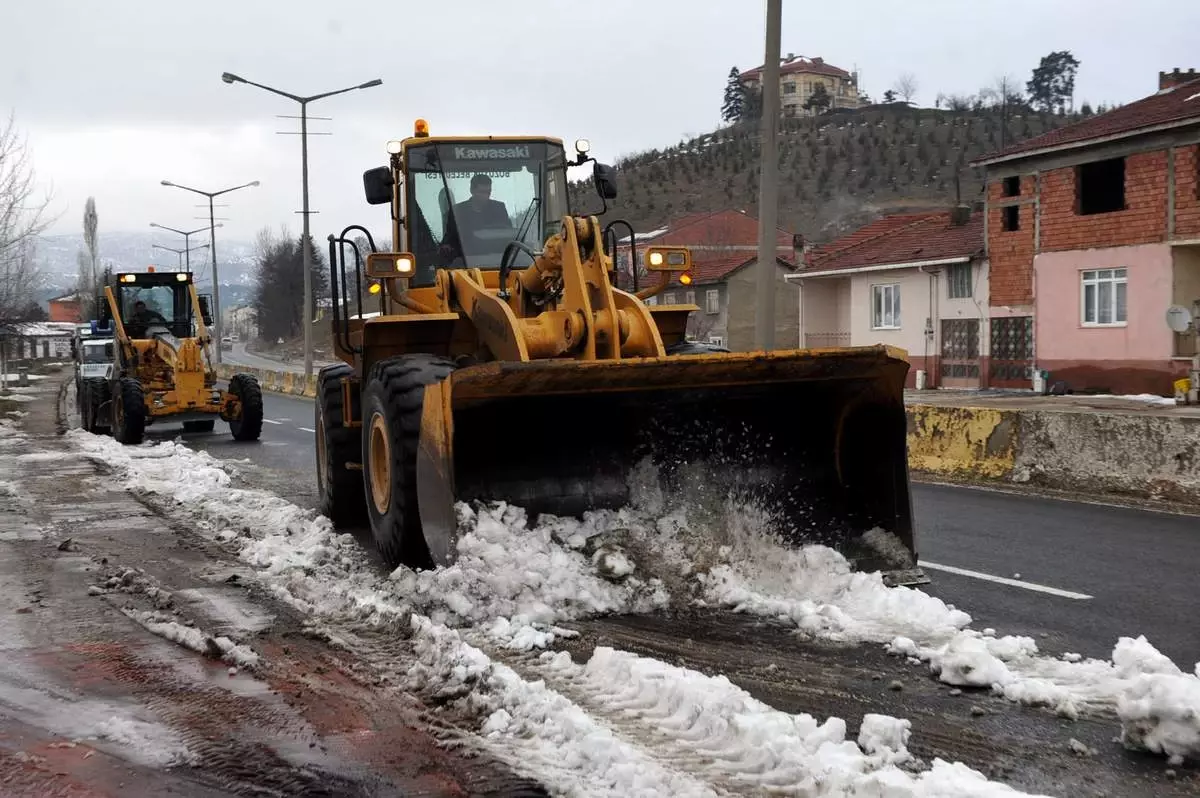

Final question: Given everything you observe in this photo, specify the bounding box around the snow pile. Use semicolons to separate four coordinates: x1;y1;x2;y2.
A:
124;609;260;670
1083;393;1178;407
409;618;1045;797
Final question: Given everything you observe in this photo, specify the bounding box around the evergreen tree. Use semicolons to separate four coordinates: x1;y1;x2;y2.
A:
721;67;745;122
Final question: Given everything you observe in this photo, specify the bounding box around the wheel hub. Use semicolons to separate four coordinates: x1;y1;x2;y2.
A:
368;412;391;516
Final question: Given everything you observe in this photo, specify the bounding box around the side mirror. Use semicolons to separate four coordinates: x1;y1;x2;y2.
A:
363;166;395;206
593;162;618;200
198;295;214;326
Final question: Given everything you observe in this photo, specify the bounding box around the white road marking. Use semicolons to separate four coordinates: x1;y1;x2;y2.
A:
275;418;291;422
298;426;315;433
921;561;1093;600
263;419;283;425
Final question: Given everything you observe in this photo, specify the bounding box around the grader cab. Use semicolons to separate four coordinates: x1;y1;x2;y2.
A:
320;122;924;585
96;269;264;444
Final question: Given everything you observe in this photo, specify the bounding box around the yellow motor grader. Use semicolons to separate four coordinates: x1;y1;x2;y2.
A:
322;121;924;585
98;269;263;444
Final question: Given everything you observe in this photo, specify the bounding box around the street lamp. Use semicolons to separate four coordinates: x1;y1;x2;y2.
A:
150;222;220;271
160;179;260;363
153;242;209;271
221;71;383;380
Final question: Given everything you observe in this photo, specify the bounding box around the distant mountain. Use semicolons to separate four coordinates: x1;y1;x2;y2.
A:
32;231;258;297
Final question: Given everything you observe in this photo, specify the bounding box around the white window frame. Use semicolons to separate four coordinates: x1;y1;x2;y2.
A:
947;262;972;299
1080;268;1127;327
685;290;696;306
705;289;720;315
871;283;901;330
663;292;676;305
708;336;726;347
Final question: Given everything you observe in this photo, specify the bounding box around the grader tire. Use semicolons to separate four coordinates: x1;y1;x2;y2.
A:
84;378;109;433
316;364;365;528
361;354;456;570
113;378;146;445
228;374;264;442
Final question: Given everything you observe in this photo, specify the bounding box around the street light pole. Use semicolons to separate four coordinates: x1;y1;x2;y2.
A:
754;0;783;351
150;222;218;271
152;243;210;271
221;71;383;380
160;180;260;363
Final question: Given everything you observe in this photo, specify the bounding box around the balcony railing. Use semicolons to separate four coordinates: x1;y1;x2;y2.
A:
805;332;851;349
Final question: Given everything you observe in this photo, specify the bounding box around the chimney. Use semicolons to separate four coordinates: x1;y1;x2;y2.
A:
1159;67;1198;91
792;233;806;267
949;205;971;227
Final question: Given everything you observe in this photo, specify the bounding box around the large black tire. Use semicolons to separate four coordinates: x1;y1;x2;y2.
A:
113;378;146;445
183;419;216;434
84;378;109;433
666;341;731;355
362;354;456;570
316;364;365;528
228;374;264;442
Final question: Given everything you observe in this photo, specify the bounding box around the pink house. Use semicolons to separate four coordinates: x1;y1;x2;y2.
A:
972;68;1200;394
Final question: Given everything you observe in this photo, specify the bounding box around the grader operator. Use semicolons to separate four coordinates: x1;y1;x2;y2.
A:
321;121;924;585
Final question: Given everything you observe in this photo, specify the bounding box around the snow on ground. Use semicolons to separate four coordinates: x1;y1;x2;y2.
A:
1082;393;1179;407
123;609;261;670
63;430;1200;790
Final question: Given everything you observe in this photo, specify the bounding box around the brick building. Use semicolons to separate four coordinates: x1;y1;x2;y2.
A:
47;293;84;323
972;68;1200;394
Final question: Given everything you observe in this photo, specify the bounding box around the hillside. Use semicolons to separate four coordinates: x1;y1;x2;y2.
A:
571;105;1081;242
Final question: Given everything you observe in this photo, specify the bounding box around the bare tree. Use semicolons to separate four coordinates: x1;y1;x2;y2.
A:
0;113;54;322
893;72;919;104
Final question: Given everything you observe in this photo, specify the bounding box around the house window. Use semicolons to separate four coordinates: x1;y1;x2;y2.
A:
1002;176;1021;197
663;292;676;304
706;289;720;314
1081;268;1127;326
645;295;658;306
1002;205;1020;231
872;283;901;329
1077;157;1125;215
708;336;726;348
783;82;796;94
685;290;696;306
948;263;972;299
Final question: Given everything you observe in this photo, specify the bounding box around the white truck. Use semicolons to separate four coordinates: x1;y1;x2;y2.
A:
72;324;115;434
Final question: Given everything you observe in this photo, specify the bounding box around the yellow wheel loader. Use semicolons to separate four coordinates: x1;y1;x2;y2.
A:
322;122;925;585
98;269;264;445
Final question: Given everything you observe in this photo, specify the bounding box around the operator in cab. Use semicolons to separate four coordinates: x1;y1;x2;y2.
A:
127;300;167;328
439;174;512;264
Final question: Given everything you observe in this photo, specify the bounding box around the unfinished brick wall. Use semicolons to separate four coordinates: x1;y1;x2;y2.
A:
1039;150;1168;252
1176;144;1200;239
986;175;1036;306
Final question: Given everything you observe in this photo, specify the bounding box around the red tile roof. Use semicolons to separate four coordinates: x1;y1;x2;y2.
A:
801;210;983;273
638;209;794;250
741;56;852;81
974;77;1200;165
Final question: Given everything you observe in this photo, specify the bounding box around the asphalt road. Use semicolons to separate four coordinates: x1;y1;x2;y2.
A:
170;390;1200;668
223;342;334;374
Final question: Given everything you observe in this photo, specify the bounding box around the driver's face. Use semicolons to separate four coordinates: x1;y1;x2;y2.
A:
470;184;491;205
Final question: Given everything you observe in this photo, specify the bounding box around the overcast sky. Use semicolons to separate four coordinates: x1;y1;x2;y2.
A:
6;0;1198;248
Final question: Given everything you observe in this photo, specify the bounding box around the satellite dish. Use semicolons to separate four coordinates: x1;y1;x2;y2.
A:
1166;305;1193;333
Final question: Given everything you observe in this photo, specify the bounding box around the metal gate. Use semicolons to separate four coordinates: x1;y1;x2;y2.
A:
989;316;1034;388
940;319;980;388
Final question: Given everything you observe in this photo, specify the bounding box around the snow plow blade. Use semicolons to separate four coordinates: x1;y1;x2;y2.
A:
416;345;926;586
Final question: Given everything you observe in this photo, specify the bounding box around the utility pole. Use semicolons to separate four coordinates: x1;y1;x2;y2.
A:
221;71;383;380
153;243;209;271
159;180;259;362
754;0;783;351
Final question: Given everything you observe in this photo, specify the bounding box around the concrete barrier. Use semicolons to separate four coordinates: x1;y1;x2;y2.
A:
906;403;1200;506
218;364;317;399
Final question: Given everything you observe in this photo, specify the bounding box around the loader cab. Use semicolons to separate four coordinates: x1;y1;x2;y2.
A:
108;271;200;340
397;137;571;285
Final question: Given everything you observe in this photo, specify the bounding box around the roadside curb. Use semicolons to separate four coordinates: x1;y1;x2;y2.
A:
907;403;1200;507
218;364;316;399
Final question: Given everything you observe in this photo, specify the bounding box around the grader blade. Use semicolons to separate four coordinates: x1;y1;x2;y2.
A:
416;345;926;586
